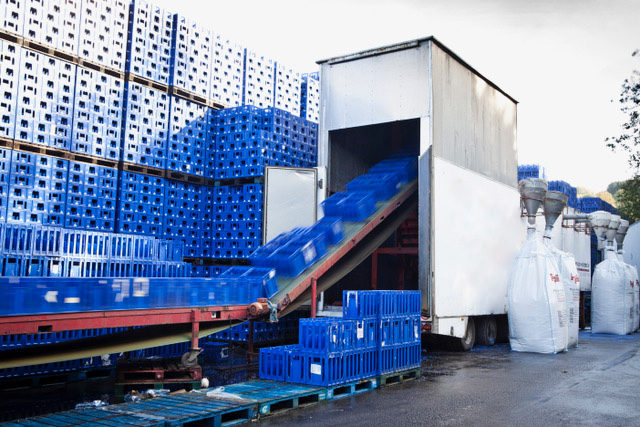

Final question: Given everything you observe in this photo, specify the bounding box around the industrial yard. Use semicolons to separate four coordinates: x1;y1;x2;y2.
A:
0;0;639;425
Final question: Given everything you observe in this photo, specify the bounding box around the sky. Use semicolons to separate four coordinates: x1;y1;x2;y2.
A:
153;0;640;192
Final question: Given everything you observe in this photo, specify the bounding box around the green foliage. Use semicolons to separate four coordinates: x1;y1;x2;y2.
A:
606;49;640;172
576;186;595;198
616;177;640;223
607;181;624;195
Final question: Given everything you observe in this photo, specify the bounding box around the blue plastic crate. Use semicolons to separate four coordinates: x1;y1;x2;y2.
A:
346;172;401;201
299;318;349;354
311;216;343;245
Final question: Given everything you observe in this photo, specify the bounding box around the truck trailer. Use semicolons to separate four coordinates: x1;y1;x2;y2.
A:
316;37;527;350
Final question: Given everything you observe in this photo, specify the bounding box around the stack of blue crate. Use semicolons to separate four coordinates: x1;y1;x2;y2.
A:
163;179;204;257
0;40;20;140
71;67;124;160
547;180;578;209
322;156;416;223
212;310;304;343
6;152;67;226
190;264;228;278
212;184;264;259
22;0;81;56
578;197;618;214
212;105;318;180
14;48;76;150
170;15;211;99
126;0;174;85
259;290;421;386
0;328;122;380
0;147;10;221
0;223;189;278
65;161;117;231
77;0;129;72
517;164;541;181
117;171;164;236
167;96;207;176
122;82;170;169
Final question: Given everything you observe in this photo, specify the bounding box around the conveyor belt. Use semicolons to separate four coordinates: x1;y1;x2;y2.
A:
0;180;417;369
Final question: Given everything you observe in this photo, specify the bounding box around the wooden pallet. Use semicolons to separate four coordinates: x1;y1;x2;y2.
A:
378;367;421;387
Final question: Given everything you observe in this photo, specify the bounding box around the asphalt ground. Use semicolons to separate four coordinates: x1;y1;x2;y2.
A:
255;331;640;426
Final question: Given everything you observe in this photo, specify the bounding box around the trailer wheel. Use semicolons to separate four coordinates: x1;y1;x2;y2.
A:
476;316;497;347
450;318;475;351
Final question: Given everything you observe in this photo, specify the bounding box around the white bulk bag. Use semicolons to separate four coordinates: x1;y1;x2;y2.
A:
591;250;634;335
547;244;580;348
508;231;568;353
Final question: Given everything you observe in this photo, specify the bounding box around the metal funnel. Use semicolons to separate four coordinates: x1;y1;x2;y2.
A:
605;214;621;245
615;219;630;249
519;178;547;226
587;211;612;243
543;191;568;235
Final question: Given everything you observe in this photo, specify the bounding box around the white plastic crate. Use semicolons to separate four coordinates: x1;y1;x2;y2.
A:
71;67;124;159
209;35;244;107
78;0;129;71
127;0;173;85
243;49;275;109
1;0;25;35
171;14;212;98
0;40;21;139
274;62;301;117
122;82;170;168
302;73;320;124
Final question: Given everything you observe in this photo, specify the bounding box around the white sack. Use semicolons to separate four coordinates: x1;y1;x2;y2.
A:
591;250;633;335
548;244;580;348
508;231;568;354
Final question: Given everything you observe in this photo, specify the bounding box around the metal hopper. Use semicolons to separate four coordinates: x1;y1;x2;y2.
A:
519;178;547;227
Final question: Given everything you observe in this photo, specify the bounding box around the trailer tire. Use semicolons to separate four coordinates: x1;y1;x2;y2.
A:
450;318;475;351
476;316;497;347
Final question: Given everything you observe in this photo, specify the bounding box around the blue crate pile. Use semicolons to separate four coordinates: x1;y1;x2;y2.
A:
6;151;68;226
577;197;618;214
547;180;578;209
0;328;121;379
212;183;264;259
211;310;305;343
0;223;188;278
517;164;541;181
78;0;129;72
0;265;277;316
249;216;343;278
322;155;417;222
259;290;421;386
300;72;320;124
170;14;211;99
211;105;318;180
65;161;118;231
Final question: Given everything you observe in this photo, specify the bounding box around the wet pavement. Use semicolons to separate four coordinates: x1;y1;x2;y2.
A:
255;331;640;426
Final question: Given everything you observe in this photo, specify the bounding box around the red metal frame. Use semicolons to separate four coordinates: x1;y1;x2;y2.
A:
276;181;418;312
0;305;250;336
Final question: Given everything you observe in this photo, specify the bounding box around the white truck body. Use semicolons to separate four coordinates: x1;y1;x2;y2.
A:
317;37;527;338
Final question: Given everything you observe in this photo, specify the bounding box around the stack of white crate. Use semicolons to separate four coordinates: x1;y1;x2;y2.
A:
243;49;275;109
78;0;129;71
209;35;244;108
122;83;170;169
1;0;25;35
14;48;76;150
22;0;82;55
171;15;212;98
0;40;20;140
273;62;301;117
301;72;320;124
127;0;174;85
71;67;124;159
